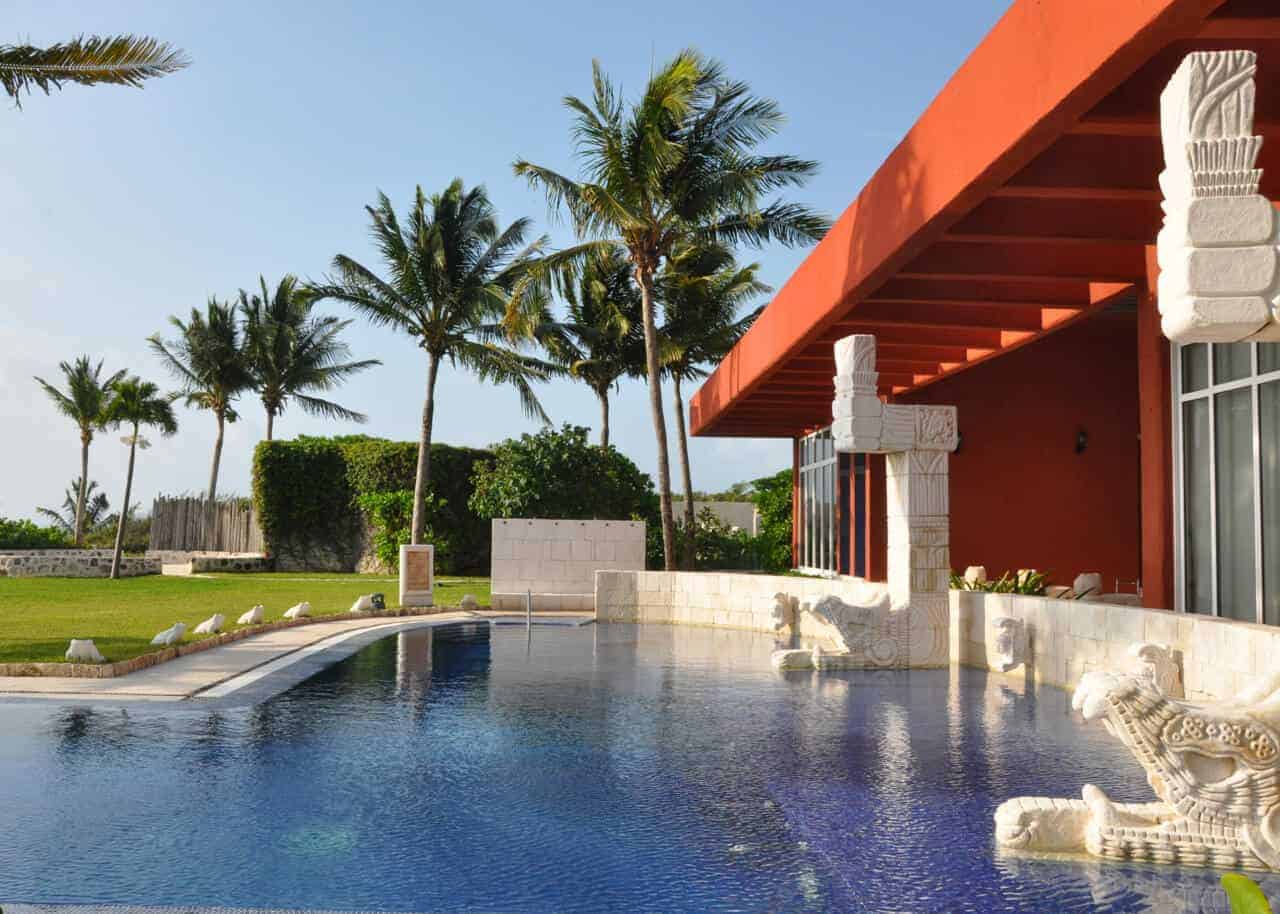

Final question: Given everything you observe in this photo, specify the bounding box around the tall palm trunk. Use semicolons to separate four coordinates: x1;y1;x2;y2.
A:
265;406;275;442
597;388;611;449
110;425;138;579
208;409;224;500
411;352;440;545
637;266;676;571
75;431;90;547
671;372;697;570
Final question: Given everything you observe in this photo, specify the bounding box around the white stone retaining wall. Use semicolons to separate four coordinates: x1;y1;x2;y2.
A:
595;570;952;667
0;549;159;578
952;590;1279;701
596;570;1279;700
491;519;646;611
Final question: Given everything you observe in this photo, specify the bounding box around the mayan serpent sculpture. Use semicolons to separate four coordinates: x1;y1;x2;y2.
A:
996;667;1280;871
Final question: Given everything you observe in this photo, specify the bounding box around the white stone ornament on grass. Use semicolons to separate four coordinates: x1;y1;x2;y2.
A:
237;605;264;625
459;594;479;612
65;639;105;663
193;613;225;635
399;544;434;608
350;594;374;613
1156;50;1280;343
150;622;186;646
283;601;311;620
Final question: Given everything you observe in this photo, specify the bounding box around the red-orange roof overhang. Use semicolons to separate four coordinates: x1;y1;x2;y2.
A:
690;0;1280;438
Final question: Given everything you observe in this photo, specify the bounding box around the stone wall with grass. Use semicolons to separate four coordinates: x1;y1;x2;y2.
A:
0;549;159;578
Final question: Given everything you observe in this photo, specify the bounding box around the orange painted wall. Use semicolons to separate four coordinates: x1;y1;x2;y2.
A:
898;313;1141;590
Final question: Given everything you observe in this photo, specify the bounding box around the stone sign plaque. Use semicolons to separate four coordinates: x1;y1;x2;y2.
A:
399;544;434;608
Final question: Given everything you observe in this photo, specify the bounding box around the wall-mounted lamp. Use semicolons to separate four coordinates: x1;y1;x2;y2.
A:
1075;428;1088;455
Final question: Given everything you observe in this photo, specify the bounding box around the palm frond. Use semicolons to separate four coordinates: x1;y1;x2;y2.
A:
0;35;187;106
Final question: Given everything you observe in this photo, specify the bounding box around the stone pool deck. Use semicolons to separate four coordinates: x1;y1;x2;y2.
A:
0;612;590;702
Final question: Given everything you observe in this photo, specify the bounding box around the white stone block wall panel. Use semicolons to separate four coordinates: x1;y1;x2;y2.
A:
491;519;645;611
951;589;1280;702
594;570;952;669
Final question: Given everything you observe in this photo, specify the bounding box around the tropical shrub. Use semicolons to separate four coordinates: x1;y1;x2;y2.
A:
949;567;1048;596
84;513;150;554
751;468;793;574
469;425;659;523
357;490;457;573
252;436;491;573
0;517;70;550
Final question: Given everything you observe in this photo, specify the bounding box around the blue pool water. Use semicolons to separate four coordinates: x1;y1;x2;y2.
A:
0;623;1274;913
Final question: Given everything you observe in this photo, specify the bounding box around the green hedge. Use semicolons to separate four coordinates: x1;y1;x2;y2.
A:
0;517;71;550
252;435;493;574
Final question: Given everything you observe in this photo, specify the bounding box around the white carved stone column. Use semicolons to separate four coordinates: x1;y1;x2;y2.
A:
833;334;957;666
1157;49;1280;343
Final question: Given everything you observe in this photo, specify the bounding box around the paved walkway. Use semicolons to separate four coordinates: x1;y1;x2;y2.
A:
0;613;478;702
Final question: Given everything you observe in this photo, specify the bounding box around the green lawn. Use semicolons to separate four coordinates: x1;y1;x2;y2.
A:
0;572;491;664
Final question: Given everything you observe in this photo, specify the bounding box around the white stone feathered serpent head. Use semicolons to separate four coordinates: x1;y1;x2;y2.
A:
993;617;1028;673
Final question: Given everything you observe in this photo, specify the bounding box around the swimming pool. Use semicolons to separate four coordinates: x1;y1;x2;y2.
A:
0;623;1272;913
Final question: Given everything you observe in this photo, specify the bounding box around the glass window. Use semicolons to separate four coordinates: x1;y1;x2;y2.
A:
798;428;838;575
1214;342;1252;384
1215;387;1256;621
1262;381;1280;624
1175;342;1279;624
1183;399;1212;613
1261;344;1280;376
1182;343;1209;392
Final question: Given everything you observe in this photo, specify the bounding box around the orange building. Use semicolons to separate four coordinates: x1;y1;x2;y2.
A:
690;0;1280;621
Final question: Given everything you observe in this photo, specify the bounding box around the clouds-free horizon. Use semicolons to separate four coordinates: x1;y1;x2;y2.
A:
1;0;1008;521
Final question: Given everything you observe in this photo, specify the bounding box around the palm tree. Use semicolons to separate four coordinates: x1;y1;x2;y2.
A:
37;477;111;534
542;250;643;449
514;50;829;569
312;179;554;545
101;377;177;578
33;357;125;546
239;275;381;441
659;245;769;568
148;299;252;499
0;35;187;107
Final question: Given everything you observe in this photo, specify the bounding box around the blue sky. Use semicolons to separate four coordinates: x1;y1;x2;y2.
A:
1;0;1009;520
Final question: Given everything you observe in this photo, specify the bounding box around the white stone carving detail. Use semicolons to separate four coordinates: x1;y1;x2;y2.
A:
995;667;1280;871
993;617;1029;673
1157;50;1280;343
237;605;264;625
1130;641;1184;699
283;601;311;620
150;622;186;646
193;613;225;635
773;335;957;673
65;639;105;663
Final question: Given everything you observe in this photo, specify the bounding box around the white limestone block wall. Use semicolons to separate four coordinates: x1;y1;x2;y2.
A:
952;589;1280;701
491;519;645;611
595;570;950;668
